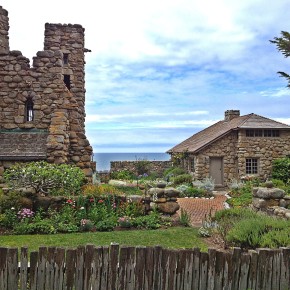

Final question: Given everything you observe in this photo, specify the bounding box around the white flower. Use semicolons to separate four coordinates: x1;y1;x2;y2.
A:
80;207;85;210
11;207;15;210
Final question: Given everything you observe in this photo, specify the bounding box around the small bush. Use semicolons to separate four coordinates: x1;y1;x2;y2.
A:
172;174;192;186
4;161;85;196
179;209;191;227
272;157;290;184
0;191;23;213
110;170;135;180
95;218;116;232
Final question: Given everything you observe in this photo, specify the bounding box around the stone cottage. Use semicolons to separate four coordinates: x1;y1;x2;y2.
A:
167;110;290;188
0;6;95;185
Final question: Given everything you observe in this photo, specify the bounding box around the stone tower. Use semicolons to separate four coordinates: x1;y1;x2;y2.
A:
0;6;94;184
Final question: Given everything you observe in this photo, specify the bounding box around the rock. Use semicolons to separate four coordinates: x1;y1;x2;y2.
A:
128;195;143;203
156;182;167;188
19;197;33;209
155;198;167;203
285;212;290;220
164;188;180;198
253;187;285;199
108;180;127;186
252;198;267;209
156;202;180;215
34;196;51;211
148;188;165;198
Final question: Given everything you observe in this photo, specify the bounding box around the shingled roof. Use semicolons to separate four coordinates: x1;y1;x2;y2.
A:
167;112;290;154
0;130;48;160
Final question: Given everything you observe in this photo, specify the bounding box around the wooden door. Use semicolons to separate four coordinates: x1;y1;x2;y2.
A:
209;157;223;186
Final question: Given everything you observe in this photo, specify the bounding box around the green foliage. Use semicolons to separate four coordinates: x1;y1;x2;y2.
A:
177;184;206;198
4;161;85;196
135;158;150;175
163;167;187;180
110;170;135;180
95;218;116;231
272;157;290;184
270;31;290;87
215;208;290;249
0;191;23;213
227;181;253;208
172;174;192;186
82;184;123;197
131;211;162;229
0;209;18;229
114;185;143;196
179;209;191;227
14;220;56;235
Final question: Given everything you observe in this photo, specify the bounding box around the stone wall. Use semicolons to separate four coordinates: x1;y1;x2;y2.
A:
110;161;173;177
252;184;290;220
194;131;238;184
237;129;290;180
0;6;94;183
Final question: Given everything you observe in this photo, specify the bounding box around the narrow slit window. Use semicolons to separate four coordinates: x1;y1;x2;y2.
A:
63;74;71;90
63;53;69;65
25;98;34;122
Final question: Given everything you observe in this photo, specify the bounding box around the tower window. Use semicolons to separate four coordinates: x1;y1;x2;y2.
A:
63;53;69;65
25;98;34;122
63;74;71;90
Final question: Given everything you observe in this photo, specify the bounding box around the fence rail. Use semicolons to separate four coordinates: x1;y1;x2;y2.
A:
0;245;289;290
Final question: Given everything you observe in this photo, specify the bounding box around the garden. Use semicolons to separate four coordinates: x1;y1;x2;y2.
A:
0;157;290;251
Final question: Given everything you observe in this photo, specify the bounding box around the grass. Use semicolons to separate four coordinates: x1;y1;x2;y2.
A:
0;227;207;253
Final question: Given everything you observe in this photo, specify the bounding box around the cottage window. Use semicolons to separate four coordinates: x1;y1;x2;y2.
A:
246;129;279;137
63;74;71;90
246;158;258;174
190;158;195;172
63;53;69;65
25;98;34;122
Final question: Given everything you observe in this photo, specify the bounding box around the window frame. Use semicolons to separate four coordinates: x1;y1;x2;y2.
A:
25;98;34;122
245;158;258;174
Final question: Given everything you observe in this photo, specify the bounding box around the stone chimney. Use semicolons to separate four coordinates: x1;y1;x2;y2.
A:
224;110;240;121
0;6;10;55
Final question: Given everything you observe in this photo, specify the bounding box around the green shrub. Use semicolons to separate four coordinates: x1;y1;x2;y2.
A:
14;219;56;235
179;209;191;227
0;209;18;229
272;157;290;184
110;170;135;180
132;211;161;229
95;218;116;231
172;174;192;186
4;161;85;196
216;208;290;249
0;191;23;213
164;167;186;178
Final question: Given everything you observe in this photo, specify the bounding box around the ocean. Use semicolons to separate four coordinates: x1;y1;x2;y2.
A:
93;152;171;171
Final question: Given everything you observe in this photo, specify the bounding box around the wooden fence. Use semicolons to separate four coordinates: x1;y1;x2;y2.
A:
0;245;289;290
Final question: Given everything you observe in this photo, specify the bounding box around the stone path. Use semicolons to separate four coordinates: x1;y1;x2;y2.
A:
177;192;228;227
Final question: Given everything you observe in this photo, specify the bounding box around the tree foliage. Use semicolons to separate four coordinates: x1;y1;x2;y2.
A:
3;161;86;195
270;31;290;87
272;157;290;184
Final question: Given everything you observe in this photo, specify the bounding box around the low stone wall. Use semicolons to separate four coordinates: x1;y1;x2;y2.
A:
110;161;172;177
252;184;290;219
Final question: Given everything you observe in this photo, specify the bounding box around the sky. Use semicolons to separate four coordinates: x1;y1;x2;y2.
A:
2;0;290;153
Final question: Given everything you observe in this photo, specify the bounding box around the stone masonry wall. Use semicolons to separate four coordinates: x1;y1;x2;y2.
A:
192;131;238;185
237;129;290;180
110;161;173;177
0;6;94;182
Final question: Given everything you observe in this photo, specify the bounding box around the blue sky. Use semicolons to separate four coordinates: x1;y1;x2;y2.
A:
2;0;290;153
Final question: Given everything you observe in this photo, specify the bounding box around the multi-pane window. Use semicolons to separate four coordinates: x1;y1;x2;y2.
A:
246;158;258;174
246;129;279;137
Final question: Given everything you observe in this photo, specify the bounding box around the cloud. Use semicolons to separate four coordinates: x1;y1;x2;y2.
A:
2;0;290;152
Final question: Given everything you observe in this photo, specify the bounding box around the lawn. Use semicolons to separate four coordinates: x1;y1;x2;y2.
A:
0;227;208;252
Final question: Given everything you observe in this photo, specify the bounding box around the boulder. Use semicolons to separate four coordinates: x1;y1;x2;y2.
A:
253;187;285;199
156;202;180;215
164;188;180;198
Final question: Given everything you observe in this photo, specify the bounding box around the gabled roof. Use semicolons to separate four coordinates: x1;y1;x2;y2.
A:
0;130;48;160
167;113;290;154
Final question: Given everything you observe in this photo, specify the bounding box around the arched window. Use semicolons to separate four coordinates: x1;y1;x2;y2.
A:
25;98;34;122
